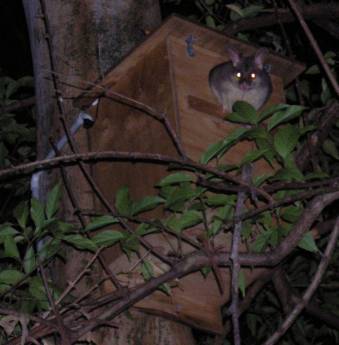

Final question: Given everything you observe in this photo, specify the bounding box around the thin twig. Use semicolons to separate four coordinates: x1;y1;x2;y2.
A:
39;263;72;345
287;0;339;96
230;164;251;345
263;216;339;345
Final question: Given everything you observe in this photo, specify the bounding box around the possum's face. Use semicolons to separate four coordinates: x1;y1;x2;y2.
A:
230;56;267;91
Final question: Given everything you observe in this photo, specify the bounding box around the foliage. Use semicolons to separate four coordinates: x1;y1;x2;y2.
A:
2;0;339;343
0;100;332;343
0;76;35;222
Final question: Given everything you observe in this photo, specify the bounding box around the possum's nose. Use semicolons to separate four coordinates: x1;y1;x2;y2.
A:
239;82;251;91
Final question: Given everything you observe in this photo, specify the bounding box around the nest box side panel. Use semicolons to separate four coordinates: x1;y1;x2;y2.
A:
165;15;304;85
89;40;177;209
167;35;284;175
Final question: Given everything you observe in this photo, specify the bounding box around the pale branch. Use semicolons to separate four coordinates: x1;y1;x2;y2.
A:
225;3;339;35
216;269;276;345
274;268;339;332
230;164;251;345
264;216;339;345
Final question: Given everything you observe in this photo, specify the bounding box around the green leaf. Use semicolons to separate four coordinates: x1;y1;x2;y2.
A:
13;201;29;229
17;76;34;88
305;171;329;180
281;206;303;223
157;173;194;187
252;230;272;253
246;313;258;337
299;125;316;136
135;223;158;236
46;184;61;219
0;225;18;241
227;112;251;125
165;183;200;211
206;194;230;207
167;210;202;233
64;234;97;252
267;105;305;131
179;210;202;230
274;125;300;159
84;215;119;232
246;127;269;140
158;283;171;296
298;232;318;253
115;186;132;216
258;103;289;123
157;172;194;187
242;4;264;18
253;173;272;187
4;235;20;259
30;198;45;229
241;221;252;239
121;235;139;254
132;196;164;216
141;261;154;281
255;138;275;166
226;4;244;17
205;15;216;28
92;230;124;247
306;64;320;75
38;239;61;261
321;78;332;104
240;148;269;166
217;127;251;161
273;167;304;182
29;277;49;310
239;270;246;298
0;270;24;285
209;204;234;236
231;101;257;124
322;139;339;160
201;266;212;278
200;140;224;164
24;246;36;274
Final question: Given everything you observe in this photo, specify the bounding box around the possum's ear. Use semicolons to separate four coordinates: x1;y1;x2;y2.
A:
254;48;269;69
226;47;241;66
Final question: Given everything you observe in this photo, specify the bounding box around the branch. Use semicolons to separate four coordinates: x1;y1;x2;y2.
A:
225;3;339;35
6;190;339;344
0;151;272;202
230;165;251;345
287;0;339;96
264;216;339;345
70;192;339;341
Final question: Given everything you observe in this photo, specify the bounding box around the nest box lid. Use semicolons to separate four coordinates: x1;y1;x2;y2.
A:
75;15;304;110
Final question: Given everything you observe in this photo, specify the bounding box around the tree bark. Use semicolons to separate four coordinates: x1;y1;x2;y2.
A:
22;1;195;344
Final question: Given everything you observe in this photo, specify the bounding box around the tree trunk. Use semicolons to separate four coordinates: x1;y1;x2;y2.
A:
22;1;196;344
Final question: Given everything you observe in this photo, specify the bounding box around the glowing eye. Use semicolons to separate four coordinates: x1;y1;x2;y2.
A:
235;72;242;79
250;73;256;79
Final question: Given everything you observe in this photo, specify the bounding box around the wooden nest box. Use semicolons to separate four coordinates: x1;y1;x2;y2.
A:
75;15;304;334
